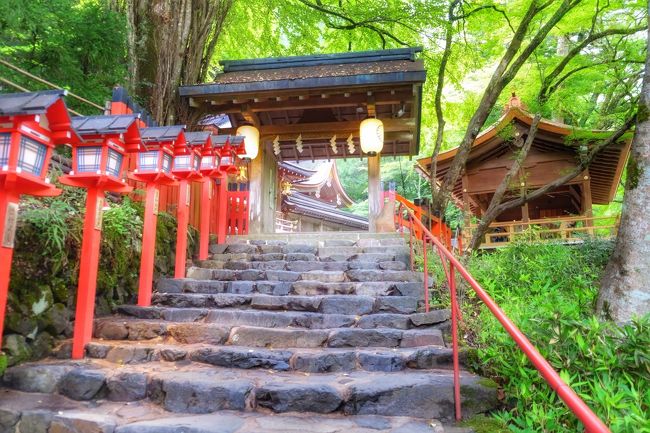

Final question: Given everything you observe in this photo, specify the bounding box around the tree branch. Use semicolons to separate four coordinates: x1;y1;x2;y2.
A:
469;114;542;250
538;25;646;103
493;114;636;214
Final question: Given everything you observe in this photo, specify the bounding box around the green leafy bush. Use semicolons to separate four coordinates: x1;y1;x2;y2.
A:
3;184;196;365
462;240;649;433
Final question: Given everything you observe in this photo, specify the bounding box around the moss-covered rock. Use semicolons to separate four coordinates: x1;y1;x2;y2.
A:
3;334;32;366
39;303;72;336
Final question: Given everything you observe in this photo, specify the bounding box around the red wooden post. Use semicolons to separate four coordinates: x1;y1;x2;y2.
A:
71;188;105;359
0;190;21;348
198;178;211;260
174;179;190;278
423;235;429;312
449;260;462;421
138;183;159;306
215;173;228;244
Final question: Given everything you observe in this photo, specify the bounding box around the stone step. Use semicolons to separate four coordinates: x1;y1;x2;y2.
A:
93;319;446;348
200;256;408;270
182;267;424;283
81;340;462;373
188;260;410;276
223;231;406;244
157;278;427;298
0;389;476;433
152;292;421;315
115;305;451;330
2;360;498;420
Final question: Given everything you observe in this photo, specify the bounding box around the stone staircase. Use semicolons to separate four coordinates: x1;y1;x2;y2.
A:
0;232;498;433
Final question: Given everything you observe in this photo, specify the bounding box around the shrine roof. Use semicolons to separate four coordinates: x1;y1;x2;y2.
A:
72;115;140;136
140;125;185;142
0;89;67;116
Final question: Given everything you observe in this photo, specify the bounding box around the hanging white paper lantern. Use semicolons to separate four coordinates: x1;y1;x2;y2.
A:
236;125;260;160
360;118;384;156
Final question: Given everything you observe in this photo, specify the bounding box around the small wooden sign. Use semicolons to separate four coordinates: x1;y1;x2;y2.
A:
209;181;214;199
186;184;191;207
2;202;19;248
95;198;104;231
153;188;160;215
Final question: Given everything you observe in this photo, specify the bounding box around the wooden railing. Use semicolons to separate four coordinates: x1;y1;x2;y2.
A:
226;191;250;235
468;215;620;248
386;191;456;251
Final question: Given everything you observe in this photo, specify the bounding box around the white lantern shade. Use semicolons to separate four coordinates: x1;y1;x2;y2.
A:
201;155;215;169
173;155;192;170
18;135;48;175
0;133;10;167
138;150;160;172
105;148;123;178
360;118;384;156
162;153;172;173
76;146;102;173
236;125;260;160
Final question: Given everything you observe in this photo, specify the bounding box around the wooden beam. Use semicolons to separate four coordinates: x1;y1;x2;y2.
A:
367;95;376;118
259;118;415;136
205;91;413;114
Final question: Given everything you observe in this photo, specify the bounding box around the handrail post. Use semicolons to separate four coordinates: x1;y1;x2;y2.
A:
449;260;462;421
409;217;414;272
402;207;611;433
423;235;429;312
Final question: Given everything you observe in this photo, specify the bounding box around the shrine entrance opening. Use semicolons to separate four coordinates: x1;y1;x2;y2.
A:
179;47;426;234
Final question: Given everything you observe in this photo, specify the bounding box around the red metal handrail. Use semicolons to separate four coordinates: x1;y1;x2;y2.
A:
398;203;611;433
386;191;454;250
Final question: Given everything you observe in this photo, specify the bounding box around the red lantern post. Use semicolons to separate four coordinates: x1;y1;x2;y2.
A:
59;114;140;359
172;131;207;278
0;90;76;351
130;126;185;306
196;135;225;260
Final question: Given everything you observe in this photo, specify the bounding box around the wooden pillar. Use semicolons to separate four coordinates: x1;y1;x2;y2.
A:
71;187;105;358
582;170;593;235
198;178;211;260
0;189;22;351
174;180;190;279
248;152;264;234
215;173;228;244
368;154;381;232
137;183;159;307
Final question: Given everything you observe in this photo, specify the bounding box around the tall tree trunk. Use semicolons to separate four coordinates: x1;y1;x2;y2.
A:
120;0;233;125
597;23;650;322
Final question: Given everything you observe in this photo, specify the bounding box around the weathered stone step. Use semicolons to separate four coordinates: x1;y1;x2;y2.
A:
317;246;409;261
186;264;418;280
157;278;426;298
93;319;446;348
201;254;407;267
115;305;450;332
152;292;421;315
82;340;461;373
2;360;498;420
0;389;473;433
117;304;450;329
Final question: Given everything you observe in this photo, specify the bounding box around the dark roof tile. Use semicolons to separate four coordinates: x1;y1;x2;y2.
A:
140;125;185;142
185;131;211;145
0;89;66;116
211;134;230;147
72;115;139;135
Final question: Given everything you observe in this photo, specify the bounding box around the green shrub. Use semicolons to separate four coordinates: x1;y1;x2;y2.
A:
461;240;650;432
3;184;196;365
